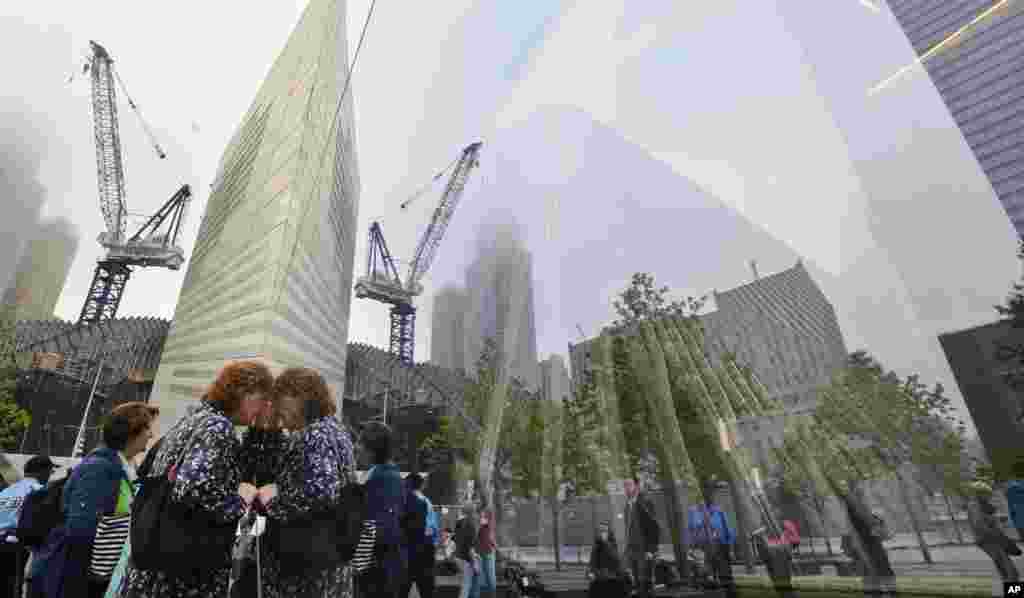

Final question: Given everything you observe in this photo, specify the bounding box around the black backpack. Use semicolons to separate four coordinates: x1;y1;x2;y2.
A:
16;472;71;548
336;482;369;562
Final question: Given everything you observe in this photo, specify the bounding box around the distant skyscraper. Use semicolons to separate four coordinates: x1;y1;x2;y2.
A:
460;221;540;390
886;0;1024;235
430;285;468;374
150;0;360;431
3;218;80;321
540;355;570;402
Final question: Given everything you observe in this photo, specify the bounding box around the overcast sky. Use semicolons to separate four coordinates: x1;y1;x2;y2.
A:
3;1;1020;433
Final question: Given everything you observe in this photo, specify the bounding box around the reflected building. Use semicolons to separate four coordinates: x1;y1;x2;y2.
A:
149;0;360;431
434;221;540;390
539;354;570;402
2;218;79;322
430;285;468;374
886;0;1024;235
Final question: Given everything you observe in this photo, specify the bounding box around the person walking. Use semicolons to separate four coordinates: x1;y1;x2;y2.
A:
585;521;627;598
118;360;274;598
1007;460;1024;543
686;477;736;598
401;473;436;598
360;422;407;598
623;476;660;598
476;503;497;598
259;367;357;598
1;456;59;598
454;504;481;598
31;403;159;598
966;481;1020;588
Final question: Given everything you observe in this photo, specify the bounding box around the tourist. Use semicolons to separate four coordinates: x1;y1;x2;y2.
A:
477;501;497;597
360;422;408;598
454;503;481;598
1007;460;1024;543
32;402;158;598
966;480;1020;584
118;360;273;598
623;475;660;598
402;473;436;598
1;456;58;598
686;477;735;598
259;367;356;598
585;521;627;598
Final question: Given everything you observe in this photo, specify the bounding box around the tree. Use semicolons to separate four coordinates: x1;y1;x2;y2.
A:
611;272;706;329
0;305;28;452
813;351;969;564
995;238;1024;326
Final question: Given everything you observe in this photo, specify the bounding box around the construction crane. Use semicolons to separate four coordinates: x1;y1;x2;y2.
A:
78;41;192;324
354;141;483;364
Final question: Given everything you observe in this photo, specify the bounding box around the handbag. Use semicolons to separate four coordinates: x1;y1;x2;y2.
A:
131;425;235;576
89;513;131;578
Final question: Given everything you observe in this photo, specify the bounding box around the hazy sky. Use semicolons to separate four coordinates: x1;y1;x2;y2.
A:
4;1;1020;433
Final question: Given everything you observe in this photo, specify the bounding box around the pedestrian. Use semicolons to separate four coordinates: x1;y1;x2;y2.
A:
401;473;436;598
1;456;59;598
359;422;407;598
477;501;497;598
454;504;481;598
966;480;1020;585
686;477;736;598
1007;460;1024;543
103;444;163;598
623;475;660;598
585;521;627;598
259;367;357;598
118;360;274;598
31;402;158;598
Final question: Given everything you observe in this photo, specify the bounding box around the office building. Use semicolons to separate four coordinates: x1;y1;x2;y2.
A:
540;354;571;402
430;285;469;374
149;0;360;431
2;218;80;321
886;0;1024;235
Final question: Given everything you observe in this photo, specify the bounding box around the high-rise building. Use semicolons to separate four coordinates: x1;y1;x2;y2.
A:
539;354;571;402
430;285;468;374
886;1;1024;235
461;221;540;390
150;0;360;431
2;218;80;321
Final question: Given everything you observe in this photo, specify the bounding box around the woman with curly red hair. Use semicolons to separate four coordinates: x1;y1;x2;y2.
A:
118;360;274;598
257;367;357;598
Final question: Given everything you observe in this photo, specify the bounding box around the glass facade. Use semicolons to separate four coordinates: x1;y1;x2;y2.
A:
150;0;359;431
887;0;1024;236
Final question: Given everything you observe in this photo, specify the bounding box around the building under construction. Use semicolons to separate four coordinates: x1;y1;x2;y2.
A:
13;318;170;456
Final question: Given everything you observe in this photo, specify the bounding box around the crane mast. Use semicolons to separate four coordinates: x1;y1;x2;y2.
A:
354;142;483;364
78;41;192;325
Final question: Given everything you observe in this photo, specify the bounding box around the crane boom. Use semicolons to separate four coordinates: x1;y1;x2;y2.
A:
403;142;482;295
89;41;128;244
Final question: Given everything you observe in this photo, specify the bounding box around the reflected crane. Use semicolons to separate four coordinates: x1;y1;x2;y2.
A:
354;142;483;364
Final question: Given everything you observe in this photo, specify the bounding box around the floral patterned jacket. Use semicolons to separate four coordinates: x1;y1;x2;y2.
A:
266;416;355;524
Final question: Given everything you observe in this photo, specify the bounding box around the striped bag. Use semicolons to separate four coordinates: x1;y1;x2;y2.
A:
351;520;377;573
89;514;132;578
90;479;134;579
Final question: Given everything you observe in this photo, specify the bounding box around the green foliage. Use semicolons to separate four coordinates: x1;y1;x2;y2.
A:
611;272;706;328
0;305;28;452
561;377;603;496
995;239;1024;326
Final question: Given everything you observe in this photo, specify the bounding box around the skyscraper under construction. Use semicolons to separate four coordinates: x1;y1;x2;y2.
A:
149;0;360;430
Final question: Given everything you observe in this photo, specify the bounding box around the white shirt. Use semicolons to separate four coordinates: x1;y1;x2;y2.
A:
118;452;138;482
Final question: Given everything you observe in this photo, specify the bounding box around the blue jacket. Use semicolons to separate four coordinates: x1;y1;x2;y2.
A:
366;464;406;546
686;504;735;546
1007;480;1024;529
0;478;43;533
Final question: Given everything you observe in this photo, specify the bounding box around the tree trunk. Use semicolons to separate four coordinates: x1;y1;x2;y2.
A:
726;476;758;574
656;470;686;571
943;493;965;544
551;498;562;571
815;505;834;556
896;473;933;564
